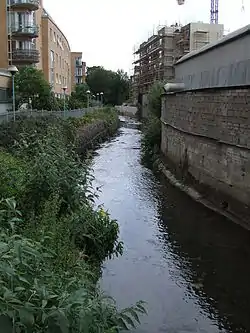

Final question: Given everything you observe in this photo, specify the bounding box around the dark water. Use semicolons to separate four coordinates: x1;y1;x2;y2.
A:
92;118;250;333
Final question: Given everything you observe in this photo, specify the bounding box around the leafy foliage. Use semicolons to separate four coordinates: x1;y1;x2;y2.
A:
141;82;164;166
86;67;129;105
0;151;25;199
0;109;146;331
68;83;89;109
15;66;57;110
0;199;146;333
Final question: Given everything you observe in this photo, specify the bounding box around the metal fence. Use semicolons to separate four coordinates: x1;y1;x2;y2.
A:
0;107;98;124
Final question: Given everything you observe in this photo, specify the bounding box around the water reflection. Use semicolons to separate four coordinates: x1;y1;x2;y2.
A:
157;179;250;332
92;120;250;333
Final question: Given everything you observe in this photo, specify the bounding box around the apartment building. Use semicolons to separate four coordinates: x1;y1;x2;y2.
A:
71;52;86;92
132;22;224;99
0;70;12;114
42;9;71;97
0;0;87;98
0;0;43;69
174;22;224;62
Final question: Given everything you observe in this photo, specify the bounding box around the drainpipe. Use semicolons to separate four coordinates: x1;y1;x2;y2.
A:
163;82;185;93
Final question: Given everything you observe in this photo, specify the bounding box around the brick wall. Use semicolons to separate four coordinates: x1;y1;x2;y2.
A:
161;88;250;210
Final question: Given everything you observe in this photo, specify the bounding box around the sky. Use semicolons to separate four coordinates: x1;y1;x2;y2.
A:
42;0;249;74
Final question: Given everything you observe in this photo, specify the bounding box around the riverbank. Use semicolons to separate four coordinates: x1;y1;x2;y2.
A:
0;108;144;332
141;121;249;230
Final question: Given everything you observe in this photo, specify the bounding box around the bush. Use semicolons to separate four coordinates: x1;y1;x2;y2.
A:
0;115;76;153
0;151;25;199
141;82;163;165
72;205;123;262
0;199;145;333
0;108;146;332
141;116;161;166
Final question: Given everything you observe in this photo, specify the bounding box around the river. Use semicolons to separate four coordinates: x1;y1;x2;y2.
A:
92;117;250;333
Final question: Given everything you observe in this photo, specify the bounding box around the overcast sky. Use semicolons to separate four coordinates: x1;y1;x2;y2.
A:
42;0;249;73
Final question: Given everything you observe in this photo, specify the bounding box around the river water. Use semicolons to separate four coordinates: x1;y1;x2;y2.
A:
92;118;250;333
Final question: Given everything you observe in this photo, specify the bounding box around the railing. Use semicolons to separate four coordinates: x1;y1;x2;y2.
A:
12;49;39;63
9;0;39;9
10;24;39;36
0;108;99;124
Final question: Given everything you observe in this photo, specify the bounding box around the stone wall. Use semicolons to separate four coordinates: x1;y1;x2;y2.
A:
161;88;250;221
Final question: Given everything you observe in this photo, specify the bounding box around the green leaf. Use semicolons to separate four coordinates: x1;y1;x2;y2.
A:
119;313;136;329
126;308;140;324
42;299;48;308
19;276;30;285
14;287;25;292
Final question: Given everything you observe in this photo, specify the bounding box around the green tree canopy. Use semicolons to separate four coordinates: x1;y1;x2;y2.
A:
68;83;89;109
86;66;129;105
15;66;55;110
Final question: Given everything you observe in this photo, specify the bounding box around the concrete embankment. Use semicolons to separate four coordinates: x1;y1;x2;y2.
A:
160;25;250;228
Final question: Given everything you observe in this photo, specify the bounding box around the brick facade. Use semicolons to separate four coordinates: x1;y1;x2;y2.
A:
161;88;250;219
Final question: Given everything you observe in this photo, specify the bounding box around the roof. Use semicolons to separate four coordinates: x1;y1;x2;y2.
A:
176;24;250;65
0;69;11;77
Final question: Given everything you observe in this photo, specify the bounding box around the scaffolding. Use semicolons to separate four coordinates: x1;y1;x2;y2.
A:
132;23;181;94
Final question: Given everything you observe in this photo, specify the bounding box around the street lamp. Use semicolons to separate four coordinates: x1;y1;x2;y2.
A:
8;65;18;121
62;86;67;117
86;90;90;108
100;92;104;106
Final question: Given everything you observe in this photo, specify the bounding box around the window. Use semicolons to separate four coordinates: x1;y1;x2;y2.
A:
56;73;58;84
50;68;54;85
59;56;61;68
0;88;11;103
56;53;58;65
53;32;56;42
50;50;54;68
59;75;61;84
50;28;52;41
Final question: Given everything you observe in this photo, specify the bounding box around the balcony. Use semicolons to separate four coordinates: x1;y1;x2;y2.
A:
9;0;39;11
12;49;39;64
75;60;82;67
10;25;39;38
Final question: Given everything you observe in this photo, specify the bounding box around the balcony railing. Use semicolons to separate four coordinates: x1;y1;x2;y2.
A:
10;24;39;38
9;0;39;11
75;60;82;67
12;49;39;64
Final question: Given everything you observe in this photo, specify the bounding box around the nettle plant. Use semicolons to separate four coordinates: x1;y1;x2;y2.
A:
0;199;146;332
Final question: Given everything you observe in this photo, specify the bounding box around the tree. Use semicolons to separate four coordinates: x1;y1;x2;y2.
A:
68;83;89;109
86;66;129;105
15;66;55;110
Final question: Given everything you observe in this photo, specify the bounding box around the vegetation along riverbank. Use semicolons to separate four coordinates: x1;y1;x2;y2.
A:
0;108;146;332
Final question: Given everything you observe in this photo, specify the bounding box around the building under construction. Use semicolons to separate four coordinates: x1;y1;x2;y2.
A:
132;23;181;98
174;22;224;62
131;21;224;103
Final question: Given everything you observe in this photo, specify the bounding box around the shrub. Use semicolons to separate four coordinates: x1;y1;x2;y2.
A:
0;151;25;200
141;82;163;165
72;205;123;262
0;107;146;332
141;116;161;166
0;199;145;333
